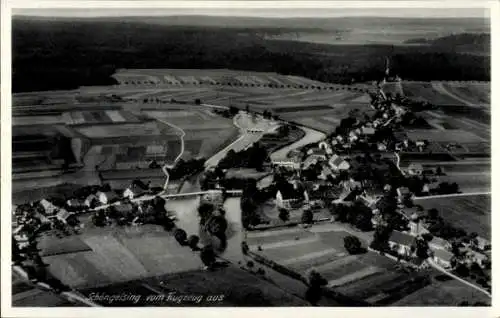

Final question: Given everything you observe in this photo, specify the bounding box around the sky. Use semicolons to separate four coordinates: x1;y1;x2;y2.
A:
13;7;490;19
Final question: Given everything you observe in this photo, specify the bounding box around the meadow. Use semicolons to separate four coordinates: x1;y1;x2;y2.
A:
415;194;491;239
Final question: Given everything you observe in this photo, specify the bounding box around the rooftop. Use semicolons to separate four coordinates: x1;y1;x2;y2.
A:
432;247;454;261
389;230;415;246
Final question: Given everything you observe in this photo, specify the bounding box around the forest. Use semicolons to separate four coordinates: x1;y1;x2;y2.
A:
12;18;490;92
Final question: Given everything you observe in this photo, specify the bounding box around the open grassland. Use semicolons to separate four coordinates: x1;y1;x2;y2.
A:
246;226;433;305
438;82;490;106
394;278;491;306
415;194;490;239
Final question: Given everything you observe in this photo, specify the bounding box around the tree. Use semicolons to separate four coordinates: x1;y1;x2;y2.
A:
241;241;249;255
427;208;439;220
278;208;290;222
415;238;430;259
436;166;443;176
301;209;314;225
344;235;363;254
305;269;327;305
174;228;187;246
455;263;469;277
200;245;217;268
370;226;392;252
206;215;228;239
198;203;215;225
187;235;200;250
421;233;434;242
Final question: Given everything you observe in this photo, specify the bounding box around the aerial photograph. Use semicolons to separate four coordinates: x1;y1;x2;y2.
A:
8;5;491;308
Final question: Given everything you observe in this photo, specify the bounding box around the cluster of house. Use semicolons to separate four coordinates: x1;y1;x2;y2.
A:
12;180;154;248
383;207;491;271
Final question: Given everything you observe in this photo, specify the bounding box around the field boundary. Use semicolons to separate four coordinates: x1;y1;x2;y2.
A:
246;250;370;306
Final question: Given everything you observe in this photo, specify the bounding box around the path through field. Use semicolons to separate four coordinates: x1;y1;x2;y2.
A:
431;82;475;107
427;259;491;297
153;118;186;191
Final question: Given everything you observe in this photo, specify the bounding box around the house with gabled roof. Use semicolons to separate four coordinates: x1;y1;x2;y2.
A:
39;199;58;215
55;209;73;224
361;126;376;136
96;191;119;205
276;182;308;210
388;230;415;257
66;199;86;209
329;154;350;171
431;248;454;269
84;193;99;208
123;182;148;200
318;165;334;180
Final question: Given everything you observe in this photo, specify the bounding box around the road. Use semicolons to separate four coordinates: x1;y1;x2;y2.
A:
427;258;491;297
431;82;476;107
154;118;186;191
413;191;491;201
92;190;243;212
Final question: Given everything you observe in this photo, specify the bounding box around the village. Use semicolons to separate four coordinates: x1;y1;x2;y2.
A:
10;60;491;306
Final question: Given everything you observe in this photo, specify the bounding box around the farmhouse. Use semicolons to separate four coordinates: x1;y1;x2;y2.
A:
66;199;86;209
302;156;320;170
329;155;350;171
361;127;375;136
55;209;73;224
96;191;119;205
318;166;334;180
39;199;58;215
396;187;411;203
305;182;343;206
470;236;491;251
307;148;327;157
84;194;99;208
432;248;454;269
123;182;148;200
388;230;415;257
276;183;308;210
429;236;451;251
377;142;387;151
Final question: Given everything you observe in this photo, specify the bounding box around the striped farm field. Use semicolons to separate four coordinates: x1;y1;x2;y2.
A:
416;194;490;239
41;225;203;289
402;82;478;106
246;225;436;305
